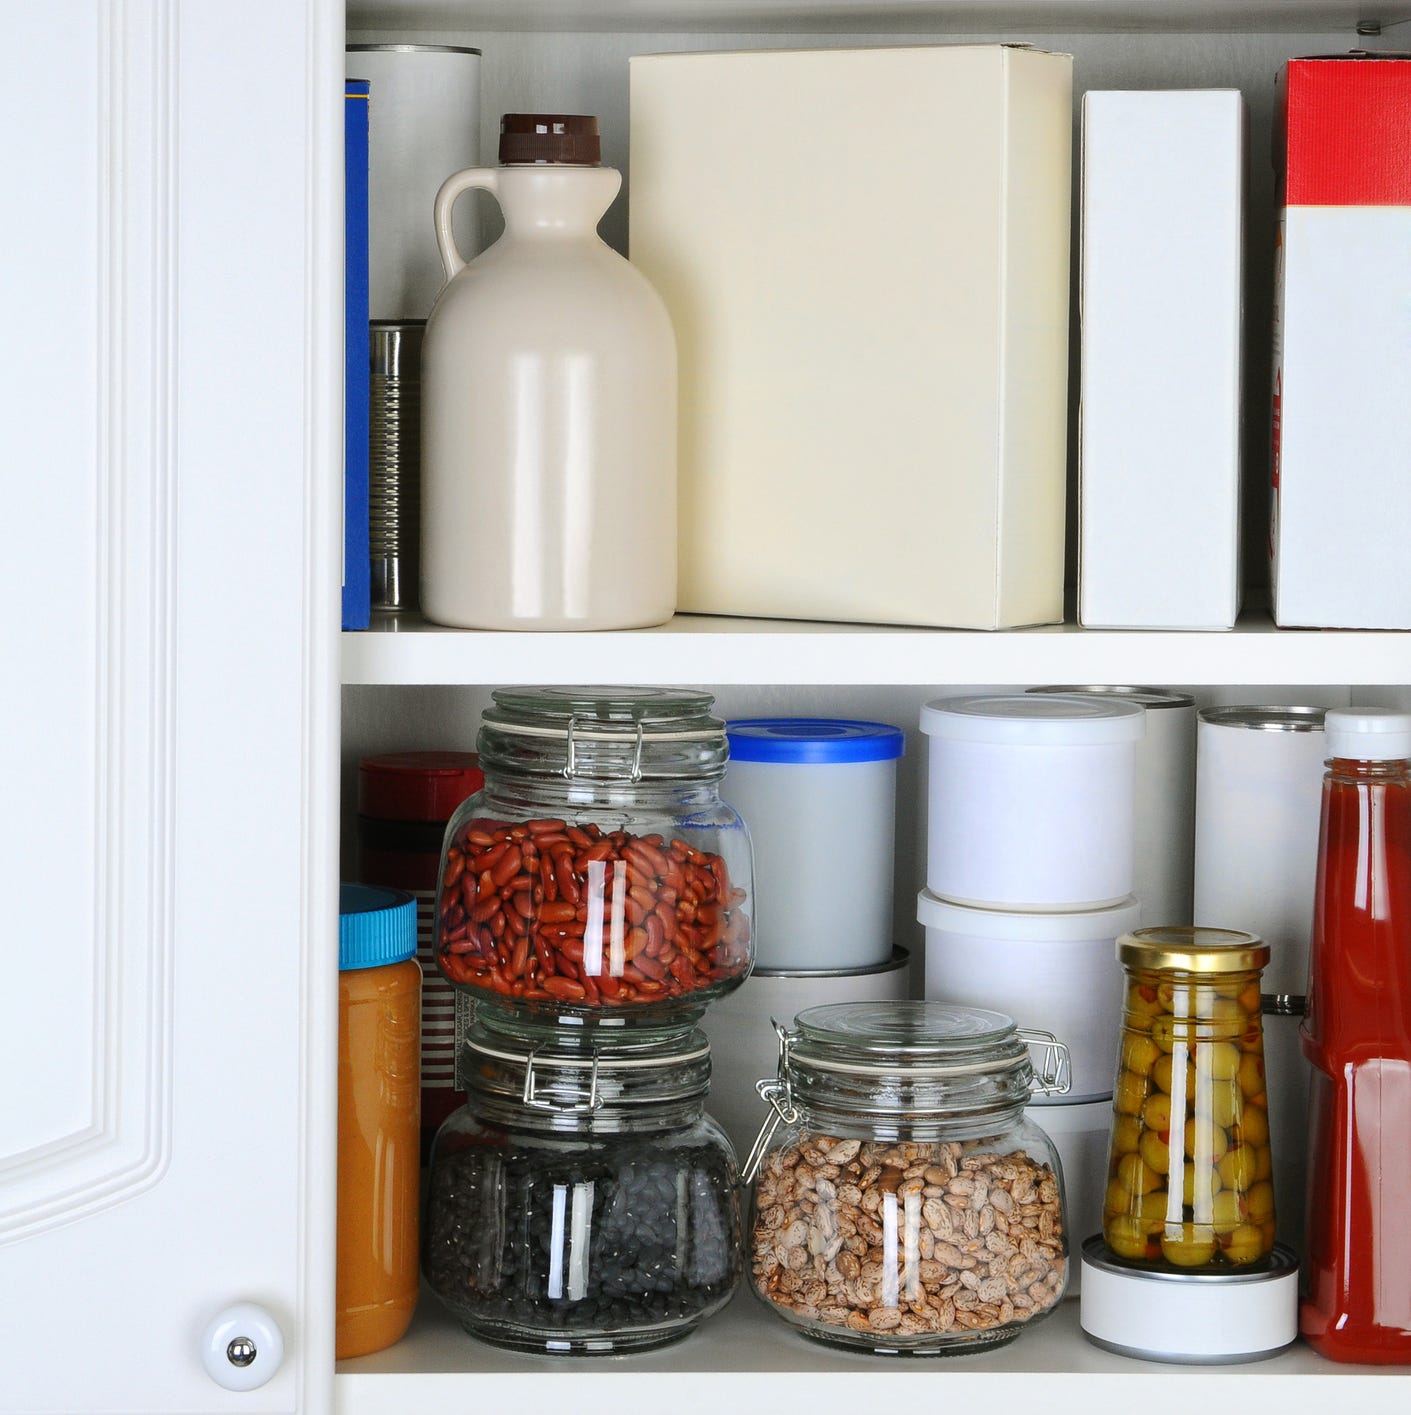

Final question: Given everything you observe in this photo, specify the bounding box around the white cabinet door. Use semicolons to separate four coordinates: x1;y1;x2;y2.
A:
0;3;340;1409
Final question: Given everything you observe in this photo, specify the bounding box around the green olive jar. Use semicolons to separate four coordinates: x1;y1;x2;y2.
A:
1103;927;1275;1272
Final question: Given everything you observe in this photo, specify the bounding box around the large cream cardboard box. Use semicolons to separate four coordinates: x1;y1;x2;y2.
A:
1272;55;1411;629
1079;90;1245;631
629;45;1072;629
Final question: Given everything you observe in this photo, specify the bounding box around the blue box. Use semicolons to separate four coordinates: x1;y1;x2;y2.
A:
343;79;371;630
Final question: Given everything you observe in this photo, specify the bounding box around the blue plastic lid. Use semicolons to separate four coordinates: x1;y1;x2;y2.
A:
339;883;417;971
726;718;906;764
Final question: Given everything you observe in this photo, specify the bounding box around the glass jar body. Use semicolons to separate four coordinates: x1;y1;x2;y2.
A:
423;1096;742;1353
748;1107;1067;1354
1103;964;1274;1270
435;692;754;1032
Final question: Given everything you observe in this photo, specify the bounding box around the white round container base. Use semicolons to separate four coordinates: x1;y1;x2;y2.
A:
1023;1097;1112;1296
1079;1236;1299;1364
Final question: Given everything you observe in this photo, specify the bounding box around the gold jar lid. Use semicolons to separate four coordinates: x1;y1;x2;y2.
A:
1117;926;1269;974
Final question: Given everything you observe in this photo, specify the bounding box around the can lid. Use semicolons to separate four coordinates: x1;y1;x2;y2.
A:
339;883;417;971
1026;685;1195;710
1325;707;1411;761
499;114;601;165
917;889;1141;942
358;751;484;822
1197;705;1326;732
921;694;1145;746
726;718;905;764
1117;926;1268;974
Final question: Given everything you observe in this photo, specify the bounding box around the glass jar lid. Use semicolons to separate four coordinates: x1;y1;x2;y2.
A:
783;1001;1069;1107
1118;926;1269;974
478;686;729;782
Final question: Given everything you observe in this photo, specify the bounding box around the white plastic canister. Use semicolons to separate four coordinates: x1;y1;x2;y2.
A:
920;695;1144;910
724;719;905;971
1027;686;1196;927
918;889;1139;1103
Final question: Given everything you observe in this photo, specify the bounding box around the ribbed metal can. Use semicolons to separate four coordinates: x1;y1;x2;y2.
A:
369;320;423;611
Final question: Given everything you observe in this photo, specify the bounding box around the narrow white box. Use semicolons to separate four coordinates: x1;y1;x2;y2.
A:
1272;56;1411;629
1079;90;1245;631
630;45;1072;630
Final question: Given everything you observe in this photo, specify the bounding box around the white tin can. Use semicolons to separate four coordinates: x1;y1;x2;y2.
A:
920;694;1144;911
346;44;482;320
1193;704;1328;1249
1028;686;1197;927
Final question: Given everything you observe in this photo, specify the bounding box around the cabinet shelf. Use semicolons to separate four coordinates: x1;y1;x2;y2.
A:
348;1;1411;37
341;608;1410;687
335;1287;1409;1412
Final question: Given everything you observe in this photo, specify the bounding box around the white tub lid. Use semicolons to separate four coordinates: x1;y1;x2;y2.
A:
916;889;1141;941
920;694;1145;745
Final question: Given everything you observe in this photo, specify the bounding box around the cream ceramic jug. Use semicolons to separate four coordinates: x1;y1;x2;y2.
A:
420;114;677;630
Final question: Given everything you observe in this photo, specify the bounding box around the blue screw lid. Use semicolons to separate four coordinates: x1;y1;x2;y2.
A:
726;718;906;764
339;882;417;971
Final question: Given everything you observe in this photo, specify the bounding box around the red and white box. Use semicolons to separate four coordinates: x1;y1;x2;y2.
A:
1272;55;1411;629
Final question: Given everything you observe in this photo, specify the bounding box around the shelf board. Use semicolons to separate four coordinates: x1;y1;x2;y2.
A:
348;1;1411;36
340;607;1410;687
335;1287;1409;1412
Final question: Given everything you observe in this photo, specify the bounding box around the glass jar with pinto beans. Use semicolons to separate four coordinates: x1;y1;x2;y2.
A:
434;687;754;1034
744;1002;1073;1356
1103;927;1275;1271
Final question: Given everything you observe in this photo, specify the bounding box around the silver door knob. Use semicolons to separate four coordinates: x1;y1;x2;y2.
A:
201;1302;284;1392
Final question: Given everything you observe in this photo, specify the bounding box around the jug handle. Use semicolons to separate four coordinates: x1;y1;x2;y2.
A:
434;167;498;281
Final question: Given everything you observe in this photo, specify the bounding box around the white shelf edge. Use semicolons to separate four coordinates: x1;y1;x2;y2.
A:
335;1290;1411;1413
346;1;1411;38
340;611;1411;687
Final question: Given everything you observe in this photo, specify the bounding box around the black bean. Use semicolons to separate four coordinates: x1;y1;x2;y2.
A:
423;1135;742;1346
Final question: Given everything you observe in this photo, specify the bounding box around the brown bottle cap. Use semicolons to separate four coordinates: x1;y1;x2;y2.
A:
499;114;601;166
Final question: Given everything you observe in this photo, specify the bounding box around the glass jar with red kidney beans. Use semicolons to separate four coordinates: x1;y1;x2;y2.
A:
434;687;754;1035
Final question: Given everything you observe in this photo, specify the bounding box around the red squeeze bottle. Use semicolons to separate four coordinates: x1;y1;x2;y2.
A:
1301;708;1411;1363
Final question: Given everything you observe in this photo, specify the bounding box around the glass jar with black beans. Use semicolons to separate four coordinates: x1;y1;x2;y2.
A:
423;1012;742;1353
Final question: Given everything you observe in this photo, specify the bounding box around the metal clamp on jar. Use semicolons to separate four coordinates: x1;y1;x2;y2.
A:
742;1001;1071;1356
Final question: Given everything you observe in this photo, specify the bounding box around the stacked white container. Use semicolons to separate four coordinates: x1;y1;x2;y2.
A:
702;719;910;1154
918;694;1147;1288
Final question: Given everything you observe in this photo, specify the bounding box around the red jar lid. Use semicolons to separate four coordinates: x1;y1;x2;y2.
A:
358;752;484;822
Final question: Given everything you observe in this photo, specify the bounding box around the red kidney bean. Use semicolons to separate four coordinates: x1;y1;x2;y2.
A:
437;817;749;1010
